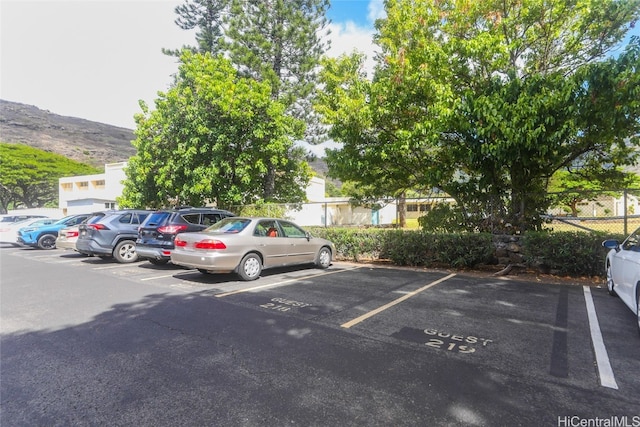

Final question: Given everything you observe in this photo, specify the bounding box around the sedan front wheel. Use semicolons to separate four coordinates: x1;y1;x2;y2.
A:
316;247;332;269
606;263;617;296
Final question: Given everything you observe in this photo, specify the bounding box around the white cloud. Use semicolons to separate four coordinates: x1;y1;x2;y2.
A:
326;21;378;77
367;0;386;22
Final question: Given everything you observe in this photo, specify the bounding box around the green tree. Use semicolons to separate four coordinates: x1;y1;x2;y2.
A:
167;0;331;199
162;0;230;57
548;165;640;216
119;52;311;210
0;143;99;213
316;0;640;232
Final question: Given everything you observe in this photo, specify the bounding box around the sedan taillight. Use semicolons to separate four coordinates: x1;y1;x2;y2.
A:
175;238;187;247
195;239;226;250
66;231;79;238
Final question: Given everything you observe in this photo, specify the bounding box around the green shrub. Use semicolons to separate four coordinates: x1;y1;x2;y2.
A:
521;231;620;276
309;226;617;277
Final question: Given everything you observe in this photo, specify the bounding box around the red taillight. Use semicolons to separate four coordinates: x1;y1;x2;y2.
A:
67;231;79;238
175;238;187;247
195;239;226;250
158;224;188;234
88;224;108;230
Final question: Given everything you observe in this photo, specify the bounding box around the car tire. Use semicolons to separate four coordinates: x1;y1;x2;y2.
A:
149;259;169;266
237;253;262;281
315;246;332;269
113;240;138;263
197;269;211;274
37;233;57;250
606;262;617;296
636;285;640;335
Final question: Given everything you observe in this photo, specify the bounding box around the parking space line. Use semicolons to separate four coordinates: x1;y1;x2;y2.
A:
583;286;618;390
341;273;457;329
140;271;196;281
214;267;361;298
92;264;135;270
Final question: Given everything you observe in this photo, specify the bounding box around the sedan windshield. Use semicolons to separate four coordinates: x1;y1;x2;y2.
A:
205;218;251;233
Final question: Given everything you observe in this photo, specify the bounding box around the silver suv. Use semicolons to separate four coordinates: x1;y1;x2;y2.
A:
76;209;153;263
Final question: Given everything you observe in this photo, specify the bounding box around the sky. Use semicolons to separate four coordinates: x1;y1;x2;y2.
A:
0;0;382;133
1;0;638;149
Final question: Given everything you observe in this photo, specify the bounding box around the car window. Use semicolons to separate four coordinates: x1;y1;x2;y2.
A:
119;213;133;224
202;213;222;226
206;218;250;233
134;213;149;224
279;221;307;238
622;227;640;252
182;213;200;224
65;216;87;226
144;212;171;226
255;220;278;237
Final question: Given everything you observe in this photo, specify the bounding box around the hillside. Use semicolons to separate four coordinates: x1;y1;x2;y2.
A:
0;99;334;180
0;99;136;168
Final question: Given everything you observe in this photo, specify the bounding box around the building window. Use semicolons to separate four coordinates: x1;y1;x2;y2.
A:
77;181;89;190
92;179;105;189
61;183;73;191
105;202;116;209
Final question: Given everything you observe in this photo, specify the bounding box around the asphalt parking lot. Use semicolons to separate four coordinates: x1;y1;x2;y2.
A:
1;244;639;426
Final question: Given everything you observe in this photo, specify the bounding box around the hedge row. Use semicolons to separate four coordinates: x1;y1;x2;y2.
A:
308;227;623;278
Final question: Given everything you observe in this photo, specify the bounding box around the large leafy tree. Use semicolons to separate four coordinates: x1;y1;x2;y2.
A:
316;0;640;232
119;52;310;210
0;143;99;213
225;0;330;197
166;0;330;199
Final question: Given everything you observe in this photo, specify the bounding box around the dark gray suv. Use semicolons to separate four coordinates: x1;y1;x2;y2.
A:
76;209;153;263
136;207;234;265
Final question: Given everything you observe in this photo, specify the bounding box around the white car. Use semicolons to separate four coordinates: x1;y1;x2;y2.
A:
0;217;58;246
603;227;640;333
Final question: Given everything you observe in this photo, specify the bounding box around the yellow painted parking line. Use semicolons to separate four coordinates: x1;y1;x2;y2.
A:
341;273;456;329
215;267;361;298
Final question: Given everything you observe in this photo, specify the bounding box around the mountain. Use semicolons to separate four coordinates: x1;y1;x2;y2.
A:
0;99;136;168
0;100;334;179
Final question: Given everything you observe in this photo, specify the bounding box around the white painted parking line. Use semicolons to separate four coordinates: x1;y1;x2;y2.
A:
583;286;618;390
341;273;457;329
215;267;361;298
92;264;134;270
140;271;196;281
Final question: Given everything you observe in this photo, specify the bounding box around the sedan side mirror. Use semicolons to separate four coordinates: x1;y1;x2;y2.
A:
602;239;621;252
305;231;311;241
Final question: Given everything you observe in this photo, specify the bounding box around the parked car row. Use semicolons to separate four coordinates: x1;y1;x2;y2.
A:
4;207;335;282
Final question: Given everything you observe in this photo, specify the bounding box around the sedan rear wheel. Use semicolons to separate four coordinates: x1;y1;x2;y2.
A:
316;246;332;269
113;240;138;263
606;263;617;296
37;233;57;250
238;253;262;281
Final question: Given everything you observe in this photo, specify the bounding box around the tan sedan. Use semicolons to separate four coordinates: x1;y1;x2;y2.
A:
170;217;335;280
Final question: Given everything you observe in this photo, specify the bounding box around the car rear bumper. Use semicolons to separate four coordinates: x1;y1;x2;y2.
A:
76;239;112;256
136;245;173;261
170;251;240;272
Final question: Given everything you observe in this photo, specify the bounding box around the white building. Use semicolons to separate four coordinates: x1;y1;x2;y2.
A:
58;162;127;215
56;162;403;226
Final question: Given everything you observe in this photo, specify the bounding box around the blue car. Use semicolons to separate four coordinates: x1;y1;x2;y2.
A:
17;214;91;249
